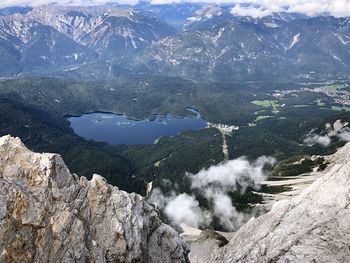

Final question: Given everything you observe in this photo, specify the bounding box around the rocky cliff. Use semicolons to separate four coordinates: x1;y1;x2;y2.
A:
0;135;189;263
209;142;350;262
2;134;349;263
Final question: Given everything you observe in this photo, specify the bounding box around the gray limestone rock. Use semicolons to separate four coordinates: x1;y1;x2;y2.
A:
210;142;350;263
0;135;189;263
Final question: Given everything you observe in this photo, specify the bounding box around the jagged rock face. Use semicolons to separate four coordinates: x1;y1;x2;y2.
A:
0;135;189;263
210;142;350;262
27;5;176;58
184;10;302;31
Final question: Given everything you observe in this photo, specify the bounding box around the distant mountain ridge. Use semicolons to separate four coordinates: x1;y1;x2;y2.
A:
0;4;176;77
183;7;306;31
28;5;176;57
0;4;350;81
132;15;350;81
0;6;32;16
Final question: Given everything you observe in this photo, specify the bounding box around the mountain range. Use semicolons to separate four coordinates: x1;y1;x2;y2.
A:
0;4;175;77
135;14;350;81
0;4;350;81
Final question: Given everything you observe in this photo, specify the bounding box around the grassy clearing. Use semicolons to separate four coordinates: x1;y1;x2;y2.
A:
252;100;279;107
315;99;325;106
324;84;347;91
292;105;309;108
331;106;350;112
255;115;274;121
252;100;282;115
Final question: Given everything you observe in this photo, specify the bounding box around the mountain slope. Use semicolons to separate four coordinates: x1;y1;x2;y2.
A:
1;5;350;80
20;24;98;70
209;142;350;262
0;6;32;16
0;5;176;76
0;38;21;75
133;16;350;81
0;14;98;76
135;2;203;30
0;135;189;262
29;5;176;58
184;8;304;31
81;10;176;58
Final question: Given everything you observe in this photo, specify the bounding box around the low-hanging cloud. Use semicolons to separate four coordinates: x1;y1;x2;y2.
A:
149;156;275;231
149;188;212;228
229;0;350;18
149;0;350;18
230;4;279;18
0;0;139;8
189;156;275;192
338;128;350;141
304;120;350;147
164;193;211;227
2;0;350;18
304;132;332;147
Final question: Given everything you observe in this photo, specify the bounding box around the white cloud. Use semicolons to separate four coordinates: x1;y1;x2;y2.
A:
164;193;211;228
2;0;350;17
149;0;350;18
189;156;275;192
229;1;350;18
205;191;246;230
150;0;234;5
230;4;280;18
149;188;211;228
149;156;275;231
287;0;350;17
0;0;138;8
304;133;332;147
304;120;350;147
338;128;350;142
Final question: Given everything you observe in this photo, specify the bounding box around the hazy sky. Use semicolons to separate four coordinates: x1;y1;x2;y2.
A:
1;0;350;17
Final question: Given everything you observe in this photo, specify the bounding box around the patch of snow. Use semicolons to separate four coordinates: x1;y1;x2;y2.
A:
232;54;245;62
213;27;225;43
187;16;202;22
169;59;180;66
63;66;80;72
334;33;349;45
331;53;345;65
264;22;279;28
288;33;301;49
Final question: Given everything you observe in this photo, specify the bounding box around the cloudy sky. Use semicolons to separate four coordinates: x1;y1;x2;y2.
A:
1;0;350;17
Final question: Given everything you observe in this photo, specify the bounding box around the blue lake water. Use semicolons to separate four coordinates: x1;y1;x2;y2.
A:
67;110;207;145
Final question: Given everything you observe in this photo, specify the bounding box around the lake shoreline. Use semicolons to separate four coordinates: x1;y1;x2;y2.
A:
66;108;208;145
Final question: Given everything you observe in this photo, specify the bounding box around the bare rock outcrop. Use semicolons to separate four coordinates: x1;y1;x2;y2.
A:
0;135;189;263
210;142;350;262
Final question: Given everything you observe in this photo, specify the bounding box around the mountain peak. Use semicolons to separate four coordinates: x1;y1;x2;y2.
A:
107;8;136;18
